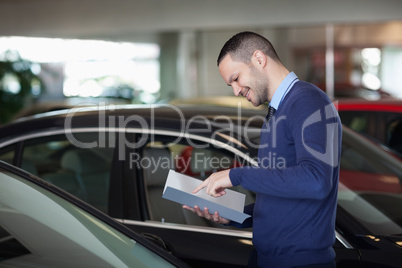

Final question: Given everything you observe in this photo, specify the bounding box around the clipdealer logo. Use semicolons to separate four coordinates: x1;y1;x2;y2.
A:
62;101;340;170
301;102;341;167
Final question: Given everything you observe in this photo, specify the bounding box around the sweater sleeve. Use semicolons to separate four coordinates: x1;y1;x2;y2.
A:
230;91;341;200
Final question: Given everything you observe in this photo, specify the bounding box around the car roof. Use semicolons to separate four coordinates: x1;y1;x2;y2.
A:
169;96;266;110
336;97;402;112
10;103;267;122
0;104;267;153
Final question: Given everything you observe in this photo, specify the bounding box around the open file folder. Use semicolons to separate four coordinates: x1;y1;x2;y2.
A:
162;170;251;224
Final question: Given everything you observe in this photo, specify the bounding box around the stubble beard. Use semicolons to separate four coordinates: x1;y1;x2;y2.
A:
250;66;269;106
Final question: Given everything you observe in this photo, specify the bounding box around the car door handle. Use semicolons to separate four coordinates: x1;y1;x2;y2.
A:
141;232;175;255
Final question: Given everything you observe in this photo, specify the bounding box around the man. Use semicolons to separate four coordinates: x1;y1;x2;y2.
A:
184;31;341;268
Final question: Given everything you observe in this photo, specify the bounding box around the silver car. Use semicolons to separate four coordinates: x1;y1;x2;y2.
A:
0;160;189;267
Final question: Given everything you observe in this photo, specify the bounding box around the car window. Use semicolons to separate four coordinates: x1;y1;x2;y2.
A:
338;111;370;133
140;138;255;228
0;168;176;267
387;119;402;154
19;133;114;213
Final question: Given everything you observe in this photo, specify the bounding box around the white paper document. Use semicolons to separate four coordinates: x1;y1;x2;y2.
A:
162;169;251;224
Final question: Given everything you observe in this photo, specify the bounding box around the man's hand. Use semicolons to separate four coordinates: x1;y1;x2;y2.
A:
193;169;233;197
182;205;230;225
182;169;233;225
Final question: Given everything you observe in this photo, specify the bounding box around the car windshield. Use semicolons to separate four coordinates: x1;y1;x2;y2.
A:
338;128;402;235
250;126;402;236
0;167;175;267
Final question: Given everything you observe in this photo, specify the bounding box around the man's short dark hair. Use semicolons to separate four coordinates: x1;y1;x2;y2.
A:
217;31;280;66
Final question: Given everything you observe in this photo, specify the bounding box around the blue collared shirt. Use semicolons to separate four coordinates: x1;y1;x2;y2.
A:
269;72;299;110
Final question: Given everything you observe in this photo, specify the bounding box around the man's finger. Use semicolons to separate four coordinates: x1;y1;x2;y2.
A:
203;207;211;220
193;205;204;217
193;178;209;193
213;211;220;222
182;205;195;213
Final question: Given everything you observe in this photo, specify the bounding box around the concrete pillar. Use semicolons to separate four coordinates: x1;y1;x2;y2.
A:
177;31;199;99
159;32;179;101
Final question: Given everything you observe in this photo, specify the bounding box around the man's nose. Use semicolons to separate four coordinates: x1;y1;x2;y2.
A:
232;84;242;96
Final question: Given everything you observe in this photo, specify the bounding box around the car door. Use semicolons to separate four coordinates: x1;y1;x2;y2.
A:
0;125;252;266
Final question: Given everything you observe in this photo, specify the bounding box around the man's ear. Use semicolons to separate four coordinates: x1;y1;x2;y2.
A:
253;50;267;67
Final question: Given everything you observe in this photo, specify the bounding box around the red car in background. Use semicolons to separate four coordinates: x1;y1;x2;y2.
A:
336;97;402;156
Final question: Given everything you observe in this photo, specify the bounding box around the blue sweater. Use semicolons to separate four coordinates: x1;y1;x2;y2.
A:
230;81;342;267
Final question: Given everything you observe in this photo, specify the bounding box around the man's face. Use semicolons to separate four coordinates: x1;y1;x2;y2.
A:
218;55;268;107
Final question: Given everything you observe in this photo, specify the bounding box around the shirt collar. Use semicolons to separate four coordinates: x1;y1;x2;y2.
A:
269;71;299;110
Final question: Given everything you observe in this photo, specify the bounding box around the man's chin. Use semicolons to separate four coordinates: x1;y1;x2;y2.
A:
250;100;260;107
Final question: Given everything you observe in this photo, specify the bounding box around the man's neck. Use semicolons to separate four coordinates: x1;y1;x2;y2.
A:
267;65;290;102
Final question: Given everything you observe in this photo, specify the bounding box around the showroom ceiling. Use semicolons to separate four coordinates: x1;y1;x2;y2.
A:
0;0;401;40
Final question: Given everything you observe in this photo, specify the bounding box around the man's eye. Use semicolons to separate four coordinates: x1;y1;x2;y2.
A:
234;77;238;82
